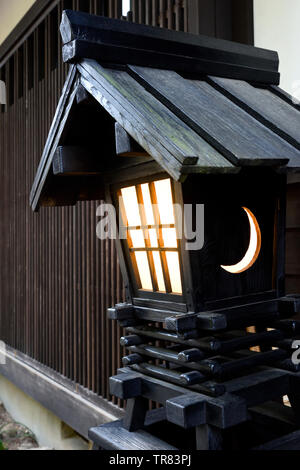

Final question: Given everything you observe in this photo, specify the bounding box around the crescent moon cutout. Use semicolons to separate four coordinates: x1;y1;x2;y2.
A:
221;207;261;274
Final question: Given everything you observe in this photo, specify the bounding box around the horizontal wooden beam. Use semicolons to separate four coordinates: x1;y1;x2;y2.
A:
130;363;225;396
89;419;177;450
166;392;248;429
60;10;279;85
116;368;247;428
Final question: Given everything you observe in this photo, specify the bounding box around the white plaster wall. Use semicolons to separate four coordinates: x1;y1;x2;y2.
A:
254;0;300;97
0;375;89;450
0;0;37;46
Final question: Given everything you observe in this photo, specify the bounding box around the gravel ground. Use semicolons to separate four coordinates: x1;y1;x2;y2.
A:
0;401;43;450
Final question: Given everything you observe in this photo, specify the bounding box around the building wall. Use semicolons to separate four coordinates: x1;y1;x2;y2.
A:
0;0;37;46
254;0;300;98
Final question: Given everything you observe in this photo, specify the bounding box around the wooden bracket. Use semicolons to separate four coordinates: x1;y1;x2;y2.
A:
123;396;149;432
109;373;142;399
115;122;149;157
166;391;248;430
107;303;135;321
164;313;198;333
166;393;207;429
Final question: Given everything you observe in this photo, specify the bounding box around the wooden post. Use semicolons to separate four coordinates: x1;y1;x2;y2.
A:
195;424;223;450
123;396;149;431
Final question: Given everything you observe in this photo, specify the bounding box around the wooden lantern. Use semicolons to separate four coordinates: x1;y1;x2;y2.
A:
31;11;300;450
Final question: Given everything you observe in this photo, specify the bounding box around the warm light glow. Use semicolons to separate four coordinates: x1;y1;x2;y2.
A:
153;252;166;292
154;179;175;225
166;252;182;293
121;186;141;226
120;178;182;295
135;252;153;290
149;229;158;247
162;228;178;248
221;207;261;274
141;184;155;225
130;230;145;248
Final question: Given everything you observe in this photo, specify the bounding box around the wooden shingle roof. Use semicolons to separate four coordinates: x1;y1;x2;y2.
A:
30;11;300;210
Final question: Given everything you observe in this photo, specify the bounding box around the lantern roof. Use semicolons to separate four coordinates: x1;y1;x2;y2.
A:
30;10;300;211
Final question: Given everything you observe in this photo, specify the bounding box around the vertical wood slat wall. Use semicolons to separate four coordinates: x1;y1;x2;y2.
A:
0;0;188;403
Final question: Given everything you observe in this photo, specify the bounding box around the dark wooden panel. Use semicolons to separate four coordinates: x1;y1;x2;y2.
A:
286;183;300;229
286;276;300;295
286;180;300;294
52;145;103;175
286;231;300;275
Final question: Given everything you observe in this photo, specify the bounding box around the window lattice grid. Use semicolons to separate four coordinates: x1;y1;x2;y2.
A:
119;179;183;295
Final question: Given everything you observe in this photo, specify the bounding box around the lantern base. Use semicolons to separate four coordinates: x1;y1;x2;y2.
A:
95;295;300;450
88;366;300;450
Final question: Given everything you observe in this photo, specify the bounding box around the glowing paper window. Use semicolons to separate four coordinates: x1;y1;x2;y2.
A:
119;179;183;295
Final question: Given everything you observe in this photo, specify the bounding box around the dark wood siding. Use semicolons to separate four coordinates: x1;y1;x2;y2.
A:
286;182;300;294
186;0;254;44
0;0;254;406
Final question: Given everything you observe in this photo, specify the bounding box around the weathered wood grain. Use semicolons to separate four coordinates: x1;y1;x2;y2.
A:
78;60;234;179
115;122;149;157
166;391;248;429
89;420;177;450
129;65;297;167
224;368;290;406
208;76;300;164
